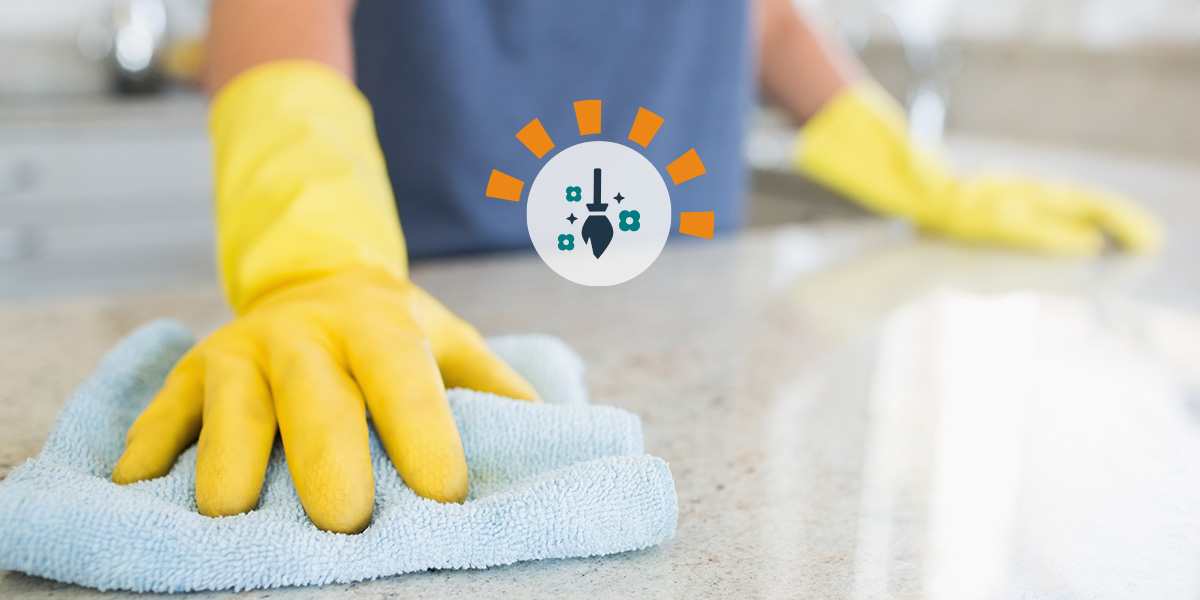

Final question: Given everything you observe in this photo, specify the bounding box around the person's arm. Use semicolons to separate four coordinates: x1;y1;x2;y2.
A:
757;0;862;124
205;0;356;95
113;0;539;535
756;0;1161;255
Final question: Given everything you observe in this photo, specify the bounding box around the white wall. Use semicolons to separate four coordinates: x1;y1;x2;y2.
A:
0;0;111;38
0;0;207;40
809;0;1200;47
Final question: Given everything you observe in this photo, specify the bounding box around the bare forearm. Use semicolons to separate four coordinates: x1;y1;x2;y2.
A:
205;0;357;97
757;0;865;124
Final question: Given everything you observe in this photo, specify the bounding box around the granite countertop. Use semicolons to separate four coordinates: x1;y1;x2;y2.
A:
2;138;1200;598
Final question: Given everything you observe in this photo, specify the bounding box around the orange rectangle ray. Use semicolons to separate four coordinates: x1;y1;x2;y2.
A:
628;107;664;147
485;169;524;202
516;118;555;158
666;148;706;185
574;100;602;135
679;211;715;239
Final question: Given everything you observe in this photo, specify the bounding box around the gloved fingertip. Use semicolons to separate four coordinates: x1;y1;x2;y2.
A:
443;352;543;404
388;432;469;504
111;453;154;485
1115;220;1165;255
195;451;268;518
407;463;469;504
307;501;375;535
299;477;375;534
196;489;259;518
494;378;542;403
110;458;136;485
1087;194;1165;255
111;426;179;484
1033;229;1105;257
1121;233;1162;255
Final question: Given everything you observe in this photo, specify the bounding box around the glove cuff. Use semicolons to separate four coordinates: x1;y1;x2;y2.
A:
792;81;955;227
210;60;407;314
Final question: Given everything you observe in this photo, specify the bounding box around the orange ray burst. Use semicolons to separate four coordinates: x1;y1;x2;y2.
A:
679;212;715;239
485;170;524;202
516;118;555;158
627;108;664;147
574;100;602;135
666;149;705;185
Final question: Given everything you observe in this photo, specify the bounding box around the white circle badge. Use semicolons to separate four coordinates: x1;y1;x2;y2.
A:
527;141;671;287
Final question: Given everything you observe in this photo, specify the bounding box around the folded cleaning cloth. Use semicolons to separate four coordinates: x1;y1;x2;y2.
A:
0;320;677;592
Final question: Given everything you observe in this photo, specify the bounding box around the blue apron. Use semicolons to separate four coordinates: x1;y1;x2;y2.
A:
354;0;753;258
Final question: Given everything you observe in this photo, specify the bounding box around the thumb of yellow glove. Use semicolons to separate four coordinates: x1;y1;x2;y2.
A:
795;83;1163;256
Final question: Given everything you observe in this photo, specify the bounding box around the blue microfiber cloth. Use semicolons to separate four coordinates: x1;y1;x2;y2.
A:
0;320;677;592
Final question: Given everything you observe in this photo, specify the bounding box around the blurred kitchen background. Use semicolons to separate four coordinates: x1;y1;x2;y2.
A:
2;0;1199;300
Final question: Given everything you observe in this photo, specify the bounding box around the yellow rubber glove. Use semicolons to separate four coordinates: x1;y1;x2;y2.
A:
795;83;1163;256
111;61;538;534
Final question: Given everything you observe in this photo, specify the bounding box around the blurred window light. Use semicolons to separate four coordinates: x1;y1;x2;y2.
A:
907;84;946;146
114;28;155;73
846;290;1200;598
113;0;168;38
127;0;167;38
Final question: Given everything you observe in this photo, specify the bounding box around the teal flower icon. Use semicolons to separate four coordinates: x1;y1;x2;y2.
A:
619;210;641;232
558;234;575;250
565;186;582;202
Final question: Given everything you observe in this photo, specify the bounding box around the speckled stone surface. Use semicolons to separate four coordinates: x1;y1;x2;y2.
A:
2;138;1200;598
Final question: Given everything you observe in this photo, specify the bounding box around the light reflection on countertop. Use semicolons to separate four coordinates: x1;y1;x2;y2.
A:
2;139;1200;598
847;291;1200;598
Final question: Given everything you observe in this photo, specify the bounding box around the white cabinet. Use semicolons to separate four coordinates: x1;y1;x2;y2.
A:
0;95;215;300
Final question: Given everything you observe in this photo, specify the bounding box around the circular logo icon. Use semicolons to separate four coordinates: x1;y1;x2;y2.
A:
527;141;671;286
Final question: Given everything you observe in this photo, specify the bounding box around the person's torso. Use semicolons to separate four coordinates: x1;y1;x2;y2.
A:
354;0;754;258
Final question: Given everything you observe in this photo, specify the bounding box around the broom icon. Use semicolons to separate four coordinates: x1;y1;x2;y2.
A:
580;168;614;259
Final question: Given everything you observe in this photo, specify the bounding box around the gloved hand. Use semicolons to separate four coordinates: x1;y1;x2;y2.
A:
795;83;1163;256
111;61;537;534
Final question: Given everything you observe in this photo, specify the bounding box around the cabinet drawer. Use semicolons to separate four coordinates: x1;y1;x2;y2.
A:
0;134;211;207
